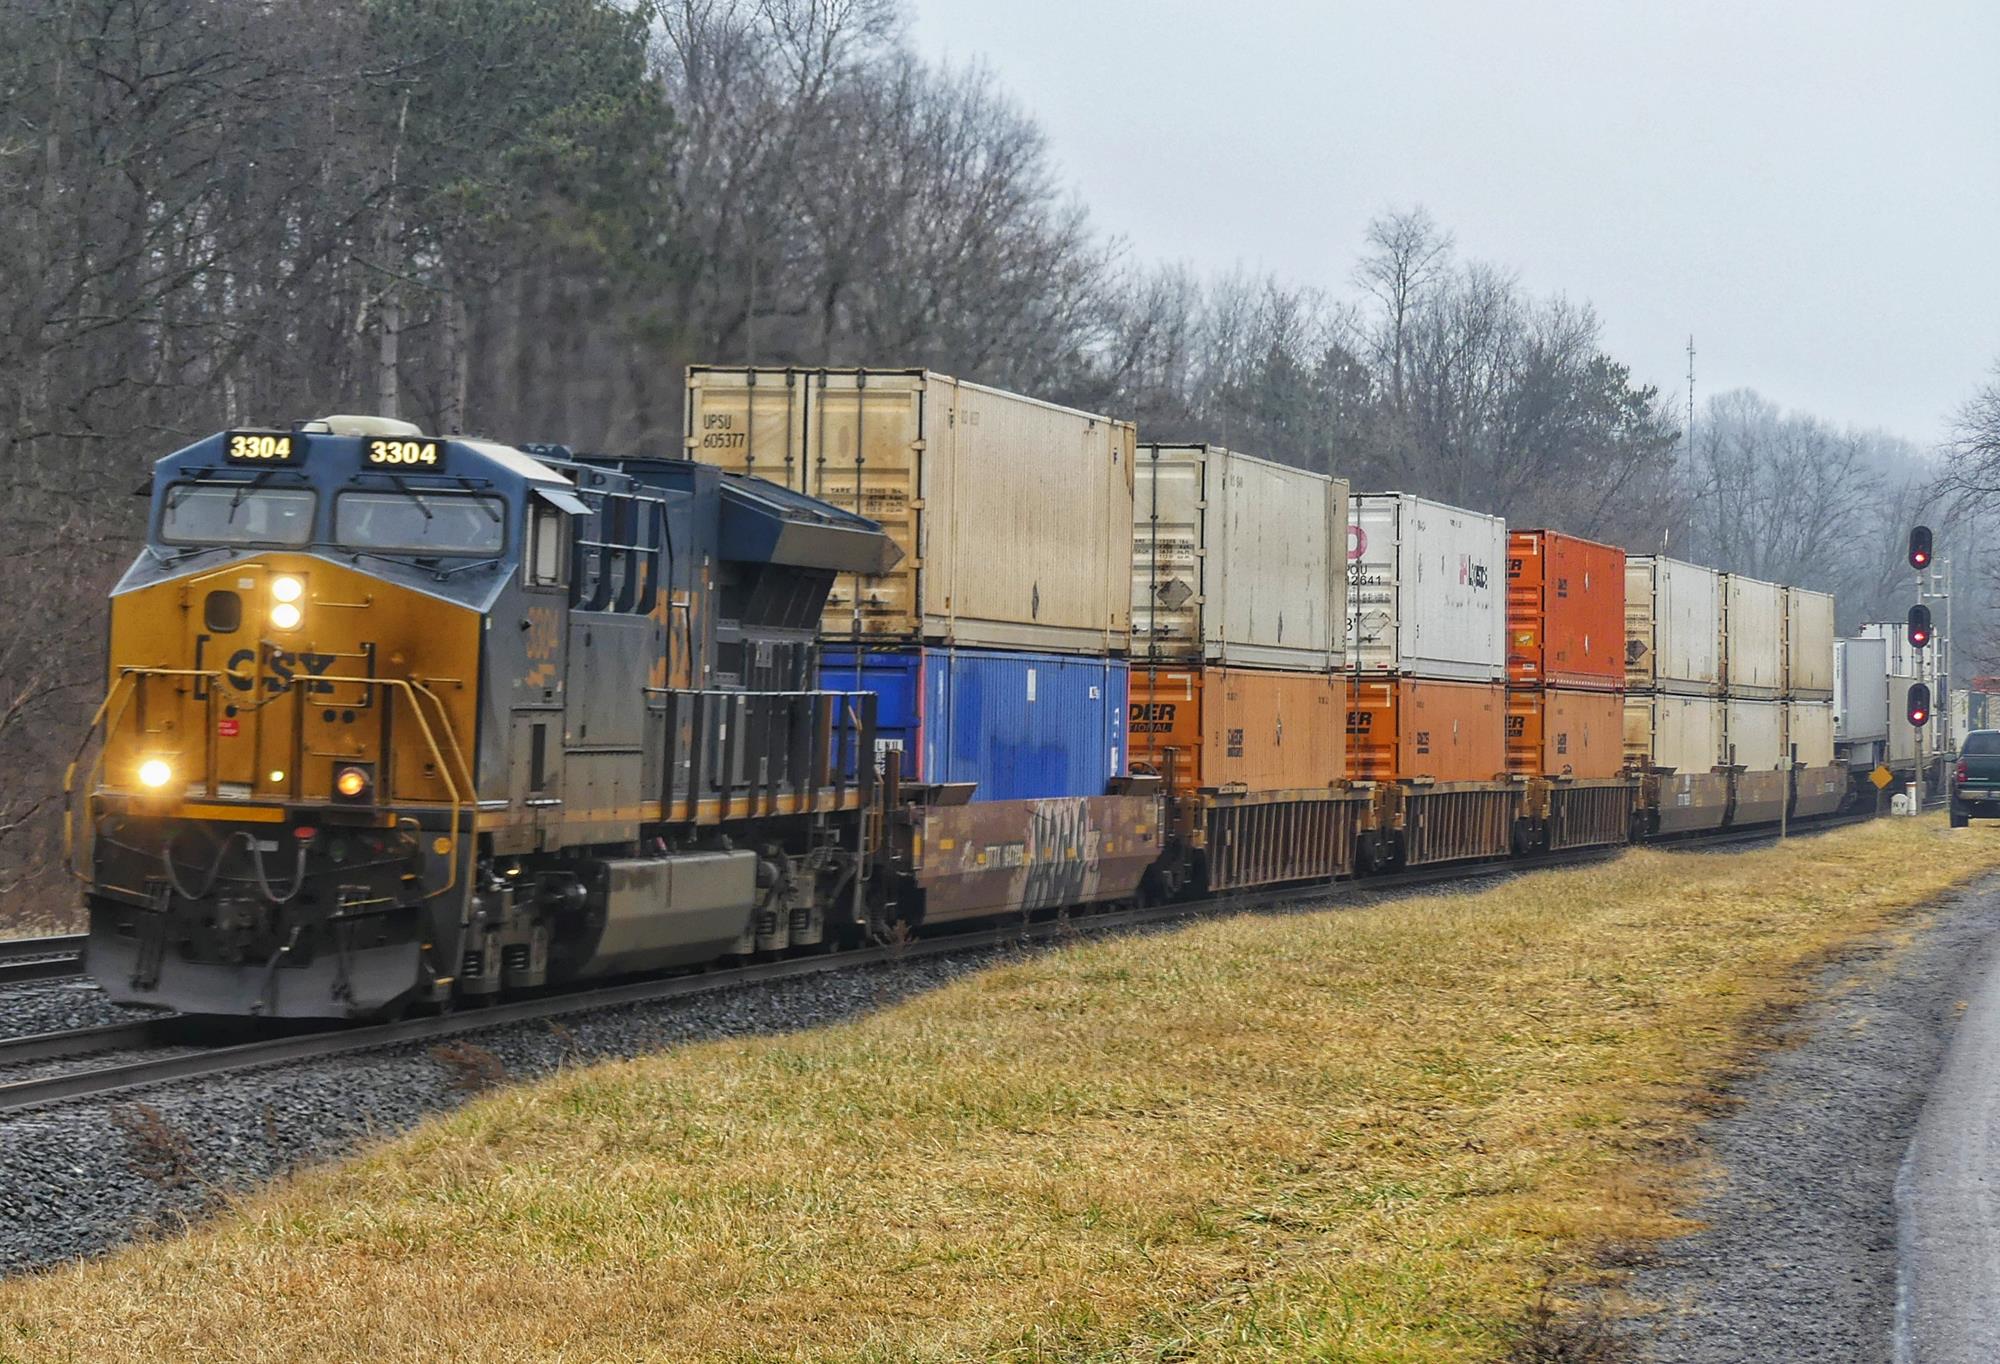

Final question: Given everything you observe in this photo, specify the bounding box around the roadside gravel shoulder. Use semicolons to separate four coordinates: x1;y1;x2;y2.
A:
1617;871;2000;1363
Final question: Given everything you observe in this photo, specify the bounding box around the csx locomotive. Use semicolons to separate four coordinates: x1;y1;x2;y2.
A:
76;417;900;1018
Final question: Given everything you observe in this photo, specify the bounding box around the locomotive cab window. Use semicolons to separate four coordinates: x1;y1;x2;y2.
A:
526;502;568;587
161;485;316;546
334;491;505;556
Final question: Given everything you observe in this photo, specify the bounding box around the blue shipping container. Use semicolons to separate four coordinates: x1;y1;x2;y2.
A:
821;646;1128;801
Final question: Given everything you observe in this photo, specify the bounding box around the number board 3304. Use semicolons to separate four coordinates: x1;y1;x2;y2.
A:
225;431;301;464
365;437;444;468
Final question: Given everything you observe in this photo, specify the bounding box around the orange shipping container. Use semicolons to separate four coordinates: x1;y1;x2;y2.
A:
1506;687;1627;779
1506;530;1626;690
1345;677;1507;783
1129;667;1346;793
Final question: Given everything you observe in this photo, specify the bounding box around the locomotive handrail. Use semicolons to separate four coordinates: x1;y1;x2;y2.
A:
64;667;475;920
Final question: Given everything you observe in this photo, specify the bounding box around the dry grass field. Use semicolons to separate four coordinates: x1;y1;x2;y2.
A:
4;818;1997;1363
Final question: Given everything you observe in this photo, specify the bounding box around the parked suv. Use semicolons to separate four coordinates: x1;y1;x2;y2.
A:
1949;729;2000;827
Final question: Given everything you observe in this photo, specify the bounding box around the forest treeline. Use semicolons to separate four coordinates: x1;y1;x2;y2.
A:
0;0;1988;902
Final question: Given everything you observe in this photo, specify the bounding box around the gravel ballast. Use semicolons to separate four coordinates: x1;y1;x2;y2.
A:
1618;874;2000;1362
0;981;156;1042
0;941;1066;1275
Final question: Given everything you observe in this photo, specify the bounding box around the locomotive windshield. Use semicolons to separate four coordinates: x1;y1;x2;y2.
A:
334;490;505;556
160;485;316;546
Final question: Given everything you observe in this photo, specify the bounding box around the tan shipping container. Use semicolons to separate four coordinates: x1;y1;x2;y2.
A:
1129;666;1346;793
1722;574;1785;698
1506;687;1627;780
686;367;1135;654
1345;677;1507;784
1134;445;1348;670
1624;692;1724;773
1626;556;1723;694
1785;699;1836;768
1725;697;1786;769
1783;587;1835;699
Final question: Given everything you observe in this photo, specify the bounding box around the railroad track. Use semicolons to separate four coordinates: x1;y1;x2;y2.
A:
0;816;1881;1116
0;934;88;987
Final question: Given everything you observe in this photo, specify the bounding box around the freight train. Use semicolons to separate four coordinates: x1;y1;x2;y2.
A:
71;379;1854;1021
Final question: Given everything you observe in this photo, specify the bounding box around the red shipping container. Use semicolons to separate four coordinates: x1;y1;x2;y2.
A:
1506;530;1626;691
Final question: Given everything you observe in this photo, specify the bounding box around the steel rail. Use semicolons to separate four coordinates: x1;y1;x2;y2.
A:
0;934;88;986
0;814;1875;1115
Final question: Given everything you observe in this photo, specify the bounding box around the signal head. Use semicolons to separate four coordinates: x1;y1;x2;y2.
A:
1908;681;1933;728
1909;525;1934;570
1909;603;1934;649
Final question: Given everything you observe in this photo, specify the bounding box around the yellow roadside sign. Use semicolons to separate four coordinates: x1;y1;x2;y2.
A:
1870;765;1895;790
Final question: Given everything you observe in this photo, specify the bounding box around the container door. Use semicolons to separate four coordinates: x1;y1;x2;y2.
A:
804;373;926;641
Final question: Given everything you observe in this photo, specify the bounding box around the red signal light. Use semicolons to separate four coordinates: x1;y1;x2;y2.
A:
1908;682;1933;729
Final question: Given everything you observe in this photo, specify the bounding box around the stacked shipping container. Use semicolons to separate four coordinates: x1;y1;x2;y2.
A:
1782;588;1840;814
1623;556;1729;832
1504;531;1626;781
1129;445;1355;889
688;367;1137;801
1345;494;1508;783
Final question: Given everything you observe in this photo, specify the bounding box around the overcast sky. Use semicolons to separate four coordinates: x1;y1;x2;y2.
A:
906;0;1999;448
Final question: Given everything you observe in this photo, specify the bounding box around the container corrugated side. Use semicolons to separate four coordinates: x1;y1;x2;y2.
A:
1623;693;1724;772
1836;638;1890;742
1505;687;1626;779
1345;677;1507;783
1128;665;1345;792
1505;530;1626;690
1625;556;1723;695
1133;445;1347;669
1783;588;1835;698
1722;575;1785;698
820;646;1126;801
1348;493;1506;680
1725;697;1786;769
1785;701;1835;767
688;367;1135;655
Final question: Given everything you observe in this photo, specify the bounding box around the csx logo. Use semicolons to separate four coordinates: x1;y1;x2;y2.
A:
225;648;338;694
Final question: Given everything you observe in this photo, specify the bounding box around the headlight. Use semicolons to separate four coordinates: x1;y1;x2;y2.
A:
138;759;172;790
334;765;371;800
270;601;303;631
270;576;304;604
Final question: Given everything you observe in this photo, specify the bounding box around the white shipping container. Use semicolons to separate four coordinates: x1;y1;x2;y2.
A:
1784;700;1836;767
1347;493;1505;680
1133;445;1349;669
1722;575;1785;698
1624;692;1724;773
1835;638;1890;743
1783;588;1835;698
686;367;1135;654
1860;621;1917;676
1726;697;1786;768
1625;556;1723;695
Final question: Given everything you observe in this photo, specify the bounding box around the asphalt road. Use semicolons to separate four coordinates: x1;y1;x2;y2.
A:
1894;920;2000;1363
1620;874;2000;1363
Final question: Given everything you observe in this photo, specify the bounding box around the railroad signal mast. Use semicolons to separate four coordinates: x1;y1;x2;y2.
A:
1906;525;1951;815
